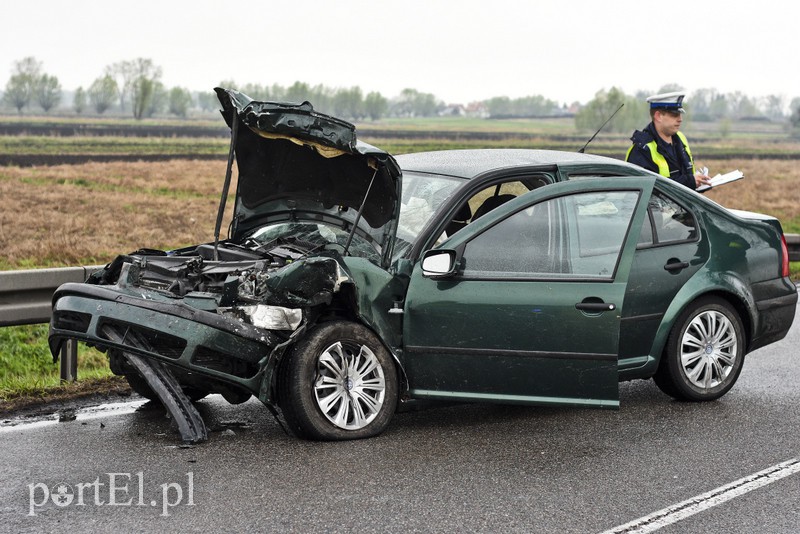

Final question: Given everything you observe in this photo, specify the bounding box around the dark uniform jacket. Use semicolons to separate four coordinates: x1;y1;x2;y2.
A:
626;122;696;190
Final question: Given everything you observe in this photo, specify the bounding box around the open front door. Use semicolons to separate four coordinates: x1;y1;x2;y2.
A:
402;180;652;408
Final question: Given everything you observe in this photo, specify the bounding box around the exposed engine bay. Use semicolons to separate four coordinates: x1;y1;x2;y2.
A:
88;221;376;332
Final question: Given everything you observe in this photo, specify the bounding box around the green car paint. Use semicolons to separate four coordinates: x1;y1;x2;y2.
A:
47;91;797;440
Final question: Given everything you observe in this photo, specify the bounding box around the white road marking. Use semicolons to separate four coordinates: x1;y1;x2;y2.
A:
0;399;148;433
599;457;800;534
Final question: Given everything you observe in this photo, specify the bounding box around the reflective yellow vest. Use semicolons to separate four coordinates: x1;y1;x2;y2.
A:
626;131;695;178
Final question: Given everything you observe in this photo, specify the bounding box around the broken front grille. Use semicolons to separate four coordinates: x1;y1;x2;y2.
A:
98;319;187;360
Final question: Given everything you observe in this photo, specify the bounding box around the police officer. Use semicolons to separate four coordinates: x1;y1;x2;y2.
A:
626;92;710;190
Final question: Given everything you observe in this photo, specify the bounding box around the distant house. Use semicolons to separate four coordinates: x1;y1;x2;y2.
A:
439;103;466;117
465;101;489;118
567;102;582;114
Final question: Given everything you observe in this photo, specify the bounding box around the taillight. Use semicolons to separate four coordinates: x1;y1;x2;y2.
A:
780;234;790;278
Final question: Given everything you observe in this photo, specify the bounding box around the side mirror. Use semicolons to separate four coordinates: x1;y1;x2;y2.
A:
421;250;457;278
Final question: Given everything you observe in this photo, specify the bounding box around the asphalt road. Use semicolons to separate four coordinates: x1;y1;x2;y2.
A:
2;295;799;534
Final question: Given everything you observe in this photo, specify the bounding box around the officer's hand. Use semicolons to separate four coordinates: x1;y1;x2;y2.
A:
694;171;711;188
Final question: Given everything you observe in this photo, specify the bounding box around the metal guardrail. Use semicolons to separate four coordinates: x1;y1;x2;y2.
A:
1;234;799;382
0;265;102;326
787;234;800;262
0;265;102;381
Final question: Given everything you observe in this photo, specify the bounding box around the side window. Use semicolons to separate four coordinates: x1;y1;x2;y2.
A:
638;191;697;246
469;181;527;221
441;175;550;239
461;191;639;279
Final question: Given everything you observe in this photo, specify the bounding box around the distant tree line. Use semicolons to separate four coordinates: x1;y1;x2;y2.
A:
2;57;62;114
3;57;800;132
575;87;647;134
482;95;564;118
199;83;453;121
198;81;394;120
575;84;800;136
1;56;195;120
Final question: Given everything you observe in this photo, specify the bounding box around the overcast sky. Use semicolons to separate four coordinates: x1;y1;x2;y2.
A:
2;0;797;106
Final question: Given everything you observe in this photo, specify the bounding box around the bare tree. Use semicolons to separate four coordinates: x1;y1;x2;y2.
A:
574;87;645;134
332;86;364;120
728;91;760;118
145;81;167;118
762;94;785;120
241;83;269;100
688;88;718;121
168;86;193;117
132;77;154;120
73;87;87;114
128;58;162;120
391;88;441;117
105;60;136;111
35;74;62;112
364;91;388;121
88;75;119;114
197;90;219;112
2;56;42;113
3;74;32;113
789;97;800;130
484;94;560;118
285;81;311;103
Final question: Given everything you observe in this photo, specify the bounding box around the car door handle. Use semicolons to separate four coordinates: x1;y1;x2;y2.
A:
575;302;616;312
664;259;690;272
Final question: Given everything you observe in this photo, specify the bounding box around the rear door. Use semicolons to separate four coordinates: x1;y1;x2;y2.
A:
402;178;654;408
619;186;705;367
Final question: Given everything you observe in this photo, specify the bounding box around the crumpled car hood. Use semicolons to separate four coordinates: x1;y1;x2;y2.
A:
215;88;402;245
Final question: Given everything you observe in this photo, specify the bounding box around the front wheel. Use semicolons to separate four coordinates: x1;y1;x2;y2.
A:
278;321;398;440
654;296;745;401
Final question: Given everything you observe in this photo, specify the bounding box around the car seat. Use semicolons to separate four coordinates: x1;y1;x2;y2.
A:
444;203;473;236
472;193;516;220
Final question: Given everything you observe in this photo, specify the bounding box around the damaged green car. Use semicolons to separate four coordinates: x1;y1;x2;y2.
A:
49;89;797;442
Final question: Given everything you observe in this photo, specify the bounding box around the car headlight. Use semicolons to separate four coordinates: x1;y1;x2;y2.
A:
241;305;303;330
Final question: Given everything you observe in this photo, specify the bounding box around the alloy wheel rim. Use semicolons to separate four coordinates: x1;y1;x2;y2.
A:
680;310;738;389
314;341;386;430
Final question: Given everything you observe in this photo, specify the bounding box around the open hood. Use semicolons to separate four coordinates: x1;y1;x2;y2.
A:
215;88;401;246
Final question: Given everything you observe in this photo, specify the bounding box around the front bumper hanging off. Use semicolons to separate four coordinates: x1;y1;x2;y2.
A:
48;283;293;442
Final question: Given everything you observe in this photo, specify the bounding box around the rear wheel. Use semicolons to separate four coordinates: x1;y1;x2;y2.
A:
278;321;398;440
654;296;745;401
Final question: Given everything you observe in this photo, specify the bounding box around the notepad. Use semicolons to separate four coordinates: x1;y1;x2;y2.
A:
696;170;744;192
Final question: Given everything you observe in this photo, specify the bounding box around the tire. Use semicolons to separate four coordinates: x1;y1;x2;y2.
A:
125;373;158;400
278;321;398;440
654;296;745;401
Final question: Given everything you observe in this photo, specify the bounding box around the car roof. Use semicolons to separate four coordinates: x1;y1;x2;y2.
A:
394;149;640;179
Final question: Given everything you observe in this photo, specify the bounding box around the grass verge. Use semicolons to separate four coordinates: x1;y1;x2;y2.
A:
0;324;117;404
0;376;132;416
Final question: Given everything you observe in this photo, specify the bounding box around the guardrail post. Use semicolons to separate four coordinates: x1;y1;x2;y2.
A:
60;339;78;382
